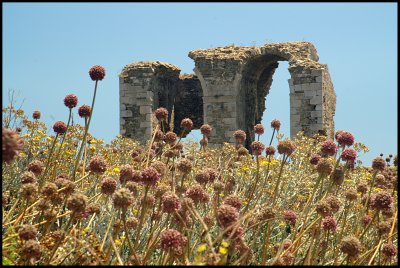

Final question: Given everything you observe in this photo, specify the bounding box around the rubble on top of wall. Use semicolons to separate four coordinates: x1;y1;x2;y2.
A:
119;61;181;78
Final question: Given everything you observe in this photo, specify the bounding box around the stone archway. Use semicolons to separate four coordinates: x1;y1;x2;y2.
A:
119;42;336;146
188;41;336;146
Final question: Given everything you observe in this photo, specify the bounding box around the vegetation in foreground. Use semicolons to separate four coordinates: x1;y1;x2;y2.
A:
2;66;398;266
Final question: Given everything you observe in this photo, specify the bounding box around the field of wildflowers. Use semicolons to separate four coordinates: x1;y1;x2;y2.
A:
2;65;398;266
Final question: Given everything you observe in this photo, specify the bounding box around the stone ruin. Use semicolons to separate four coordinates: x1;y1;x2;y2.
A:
119;41;336;148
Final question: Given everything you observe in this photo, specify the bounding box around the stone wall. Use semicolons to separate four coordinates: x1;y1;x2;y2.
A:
120;41;336;146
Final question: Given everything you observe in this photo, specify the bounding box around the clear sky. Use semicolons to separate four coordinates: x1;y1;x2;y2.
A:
3;3;397;166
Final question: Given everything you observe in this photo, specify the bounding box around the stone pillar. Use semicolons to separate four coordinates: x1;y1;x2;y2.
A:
188;53;243;145
119;61;180;143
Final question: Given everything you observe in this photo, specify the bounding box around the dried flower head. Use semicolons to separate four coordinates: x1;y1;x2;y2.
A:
89;65;106;81
372;157;386;171
320;140;338;156
53;121;67;134
162;191;181;213
41;182;58;198
185;184;210;203
344;188;358;201
101;177;117;195
165;131;177;145
20;239;41;260
321;216;337;232
119;164;133;184
217;204;239;228
64;94;78;109
160;229;187;256
316;200;333;217
176;158;192;174
382;243;397;258
234;130;247;144
316;158;333;176
377;220;391;236
89;155;108;173
140;167;161;186
154;107;168;122
265;146;276;156
32;110;41;119
27;160;44;176
125;181;138;196
341;148;357;162
67;193;88;214
277;139;296;156
283;210;298;225
361;214;372;226
20;183;38;201
200;124;212;136
205;168;219;183
113;188;134;210
18;224;38;240
78;104;91;118
195;170;211;184
336;131;355;147
340;235;362;257
254;124;264;135
142;194;155;207
223;194;242;211
369;191;393;211
326;195;341;213
271;119;281;130
2;128;24;164
151;161;166;177
237;146;249;156
20;171;37;184
251;141;265;156
180;118;193;131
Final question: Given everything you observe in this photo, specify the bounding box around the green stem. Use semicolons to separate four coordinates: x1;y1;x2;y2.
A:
72;80;99;180
40;133;59;186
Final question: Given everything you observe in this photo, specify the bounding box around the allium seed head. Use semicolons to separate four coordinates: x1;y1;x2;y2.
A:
321;216;337;232
180;118;193;131
283;210;298;225
176;158;192;174
234;130;246;144
32;110;41;119
20;171;37;184
265;146;276;156
277;140;296;156
89;155;107;173
18;224;38;240
27;160;44;175
217;204;239;228
162;191;181;213
382;243;397;258
165;131;177;145
154;107;168;121
254;124;264;135
200;124;212;136
63;94;78;109
89;65;106;81
310;154;321;165
20;239;41;260
369;191;393;211
271;119;281;130
185;184;210;203
320;140;338;156
101;177;117;195
316;158;333;176
53;121;67;134
2;128;24;164
140;167;161;186
340;235;362;257
78;104;91;118
67;193;88;214
336;131;355;147
113;188;134;210
372;157;386;171
160;229;187;256
223;194;242;211
341;148;357;162
119;164;134;184
251;141;265;156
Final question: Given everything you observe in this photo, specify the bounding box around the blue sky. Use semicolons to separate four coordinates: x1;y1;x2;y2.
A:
3;3;397;165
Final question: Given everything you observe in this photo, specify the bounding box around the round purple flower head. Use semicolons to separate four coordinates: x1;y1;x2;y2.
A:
234;130;246;144
64;94;78;109
254;124;264;135
200;124;212;136
53;121;67;134
251;141;265;156
265;146;276;156
141;167;161;186
341;148;357;162
271;119;281;131
155;107;168;122
335;130;354;147
78;104;91;118
320;140;337;156
89;65;106;81
32;110;41;120
2;128;24;164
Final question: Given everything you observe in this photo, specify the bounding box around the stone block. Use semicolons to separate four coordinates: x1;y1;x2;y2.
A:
140;106;152;114
305;90;316;97
311;111;321;118
316;76;322;83
315;104;323;111
310;96;322;105
120;110;133;117
222;118;236;125
140;121;151;128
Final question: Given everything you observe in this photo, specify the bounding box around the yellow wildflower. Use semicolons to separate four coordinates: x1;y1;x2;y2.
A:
114;239;122;246
219;246;228;255
197;244;207;253
221;240;229;248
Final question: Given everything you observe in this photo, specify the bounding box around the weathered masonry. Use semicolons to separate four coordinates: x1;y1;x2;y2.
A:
119;41;336;147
